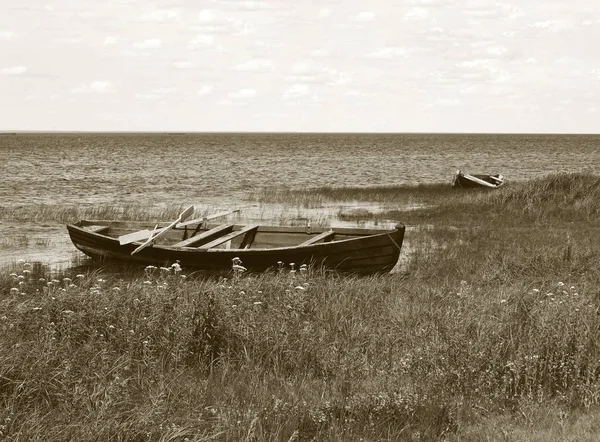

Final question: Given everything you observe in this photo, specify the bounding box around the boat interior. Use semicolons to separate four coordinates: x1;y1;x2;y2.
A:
76;220;387;250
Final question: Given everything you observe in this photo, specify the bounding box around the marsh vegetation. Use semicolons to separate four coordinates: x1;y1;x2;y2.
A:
1;173;600;441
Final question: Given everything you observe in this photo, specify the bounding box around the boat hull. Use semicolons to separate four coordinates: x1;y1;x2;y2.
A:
66;223;405;275
452;171;505;189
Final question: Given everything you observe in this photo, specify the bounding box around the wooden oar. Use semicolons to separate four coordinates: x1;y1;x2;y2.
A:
119;208;242;245
131;205;194;255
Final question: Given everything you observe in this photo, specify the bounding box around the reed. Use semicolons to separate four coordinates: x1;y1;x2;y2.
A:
0;204;231;223
249;183;458;207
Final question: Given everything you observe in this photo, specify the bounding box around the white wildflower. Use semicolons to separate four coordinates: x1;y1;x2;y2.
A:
232;264;247;273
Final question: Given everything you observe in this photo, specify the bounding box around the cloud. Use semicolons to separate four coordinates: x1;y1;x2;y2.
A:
421;26;481;44
453;58;515;86
318;9;331;19
404;8;430;21
195;9;253;36
188;34;215;48
136;87;174;101
323;67;351;85
217;1;267;11
137;9;179;22
286;63;351;86
530;20;573;32
355;11;376;22
1;65;27;75
174;60;194;69
407;0;452;4
283;84;311;99
217;88;257;106
235;1;266;10
103;36;118;47
464;5;498;19
198;9;218;23
431;98;462;107
309;49;330;58
229;88;257;99
457;59;494;69
71;81;115;94
234;59;273;72
283;84;322;105
495;2;525;19
486;46;508;56
346;89;377;97
0;31;16;41
367;47;409;59
133;39;162;49
198;86;214;96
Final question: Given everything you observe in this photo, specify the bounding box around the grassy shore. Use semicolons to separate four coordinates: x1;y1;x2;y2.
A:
2;173;600;441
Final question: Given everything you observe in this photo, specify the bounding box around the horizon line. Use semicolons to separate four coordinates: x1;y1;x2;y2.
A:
2;130;599;136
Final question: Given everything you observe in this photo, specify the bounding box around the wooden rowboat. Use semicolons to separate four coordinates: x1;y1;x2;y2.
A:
66;214;405;275
452;170;505;189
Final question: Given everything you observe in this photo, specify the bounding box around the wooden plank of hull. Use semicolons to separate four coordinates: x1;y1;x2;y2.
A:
67;223;405;275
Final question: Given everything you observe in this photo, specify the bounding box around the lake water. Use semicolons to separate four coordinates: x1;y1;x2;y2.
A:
1;132;599;268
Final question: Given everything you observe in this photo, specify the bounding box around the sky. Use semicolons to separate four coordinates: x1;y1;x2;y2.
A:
1;0;599;133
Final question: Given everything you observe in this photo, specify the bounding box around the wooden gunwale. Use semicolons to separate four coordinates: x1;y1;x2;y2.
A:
78;220;391;237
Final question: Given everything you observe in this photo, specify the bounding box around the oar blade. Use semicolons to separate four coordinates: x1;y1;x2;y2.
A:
118;229;153;245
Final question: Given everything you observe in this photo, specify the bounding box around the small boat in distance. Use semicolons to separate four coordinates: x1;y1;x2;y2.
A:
66;207;405;275
452;170;505;189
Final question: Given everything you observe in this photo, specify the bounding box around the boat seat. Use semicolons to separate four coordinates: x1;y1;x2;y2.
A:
299;230;335;246
173;224;234;248
85;225;110;234
197;224;259;250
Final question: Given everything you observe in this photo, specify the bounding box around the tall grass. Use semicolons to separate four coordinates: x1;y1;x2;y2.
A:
374;172;600;228
2;172;600;440
2;251;600;440
470;172;600;221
